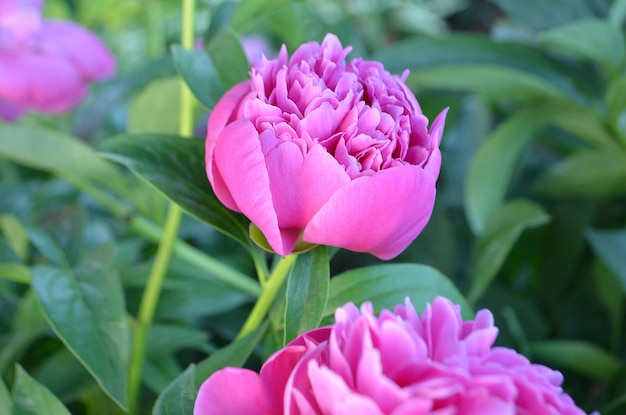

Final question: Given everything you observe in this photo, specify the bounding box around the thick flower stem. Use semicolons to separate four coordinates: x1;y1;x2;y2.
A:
237;254;297;339
127;0;196;412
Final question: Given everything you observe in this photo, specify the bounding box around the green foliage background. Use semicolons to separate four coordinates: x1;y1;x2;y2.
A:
1;0;626;414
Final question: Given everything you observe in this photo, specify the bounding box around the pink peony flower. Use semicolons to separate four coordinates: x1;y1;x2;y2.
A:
195;297;595;415
0;0;115;121
206;33;447;259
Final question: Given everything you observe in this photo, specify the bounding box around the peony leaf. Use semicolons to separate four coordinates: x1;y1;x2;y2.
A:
99;133;250;247
606;76;626;146
407;65;573;103
128;77;181;134
171;45;224;109
30;246;130;409
230;0;296;32
465;108;546;235
284;246;329;344
492;0;602;30
466;199;550;304
325;263;473;320
587;228;626;296
540;19;625;74
0;214;29;261
153;365;197;415
12;365;71;415
530;341;622;379
373;34;587;103
0;377;11;415
533;150;626;197
0;263;30;284
0;126;135;204
206;28;250;90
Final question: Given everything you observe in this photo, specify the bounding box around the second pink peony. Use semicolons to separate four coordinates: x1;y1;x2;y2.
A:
206;33;447;259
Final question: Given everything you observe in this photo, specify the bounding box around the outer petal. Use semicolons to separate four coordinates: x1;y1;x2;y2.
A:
212;119;286;254
194;368;273;415
205;81;252;196
423;108;448;180
0;53;84;112
264;142;351;251
36;21;115;80
303;165;437;260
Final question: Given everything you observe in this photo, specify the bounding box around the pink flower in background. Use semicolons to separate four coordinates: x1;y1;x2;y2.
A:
206;33;447;259
195;297;595;415
0;0;115;121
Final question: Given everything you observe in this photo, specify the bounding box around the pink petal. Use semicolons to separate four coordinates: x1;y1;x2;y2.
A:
302;165;437;259
212;119;285;254
423;108;448;180
0;53;85;112
194;368;273;415
36;21;115;80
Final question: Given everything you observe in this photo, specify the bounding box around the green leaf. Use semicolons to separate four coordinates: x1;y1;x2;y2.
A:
0;377;11;415
373;34;586;103
0;214;29;261
206;28;250;90
31;349;96;403
99;134;250;246
0;126;134;205
467;199;550;304
195;323;267;385
534;150;626;197
492;0;604;30
30;247;130;409
171;45;224;109
153;365;197;415
230;0;299;32
325;264;473;320
284;246;329;344
407;65;572;103
147;323;209;358
465;108;547;235
610;0;626;28
128;77;180;134
0;263;30;284
12;365;71;415
587;228;626;296
540;19;625;73
530;340;621;379
25;226;68;267
606;76;626;146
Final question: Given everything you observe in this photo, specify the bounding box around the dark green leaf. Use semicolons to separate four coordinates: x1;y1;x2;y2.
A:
465;108;546;235
32;349;95;403
491;0;606;30
534;150;626;197
171;45;224;109
195;323;267;386
373;34;586;103
284;246;329;344
587;228;626;296
128;77;180;134
606;76;626;146
325;263;473;320
540;19;625;73
206;28;250;90
25;226;68;267
0;376;11;415
0;214;28;261
12;365;71;415
31;247;130;409
530;341;621;379
467;199;550;304
99;134;250;246
153;365;197;415
147;323;209;358
0;126;135;205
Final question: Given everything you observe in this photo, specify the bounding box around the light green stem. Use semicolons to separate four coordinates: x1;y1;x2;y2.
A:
127;1;196;411
237;254;297;339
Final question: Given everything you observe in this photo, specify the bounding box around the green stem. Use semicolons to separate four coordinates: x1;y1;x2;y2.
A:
127;1;196;411
237;254;297;339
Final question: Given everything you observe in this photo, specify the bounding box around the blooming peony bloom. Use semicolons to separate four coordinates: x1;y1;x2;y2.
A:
195;297;595;415
206;33;447;259
0;0;115;121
